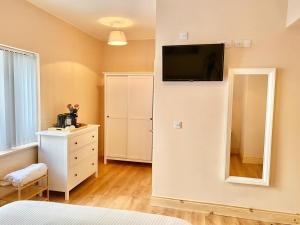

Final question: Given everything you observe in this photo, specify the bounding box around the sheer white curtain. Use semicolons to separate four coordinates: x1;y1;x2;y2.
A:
0;48;38;151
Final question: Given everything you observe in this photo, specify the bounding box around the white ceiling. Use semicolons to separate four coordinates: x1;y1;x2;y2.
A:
27;0;156;41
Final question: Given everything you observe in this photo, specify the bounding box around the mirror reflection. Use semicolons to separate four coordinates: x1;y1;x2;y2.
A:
229;75;268;179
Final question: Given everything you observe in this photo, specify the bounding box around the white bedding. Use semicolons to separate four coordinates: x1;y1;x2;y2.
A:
0;201;191;225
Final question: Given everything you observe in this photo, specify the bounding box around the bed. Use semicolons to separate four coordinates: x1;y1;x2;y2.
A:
0;200;191;225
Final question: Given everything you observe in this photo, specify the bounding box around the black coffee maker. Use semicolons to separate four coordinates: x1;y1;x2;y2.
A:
56;113;78;128
56;114;67;128
56;104;79;128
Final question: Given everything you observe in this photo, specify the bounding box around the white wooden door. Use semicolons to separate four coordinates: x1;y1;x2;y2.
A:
106;76;128;158
128;119;152;161
127;76;153;161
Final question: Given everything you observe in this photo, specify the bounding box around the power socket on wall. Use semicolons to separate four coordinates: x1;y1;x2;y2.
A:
233;39;252;48
221;40;233;48
177;32;252;48
219;39;252;48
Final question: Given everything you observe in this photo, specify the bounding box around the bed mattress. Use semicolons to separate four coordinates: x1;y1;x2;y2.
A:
0;200;191;225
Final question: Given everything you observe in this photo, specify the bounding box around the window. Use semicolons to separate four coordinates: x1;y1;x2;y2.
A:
0;45;39;151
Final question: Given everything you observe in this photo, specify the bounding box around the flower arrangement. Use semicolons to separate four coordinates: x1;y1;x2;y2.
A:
67;104;79;115
66;104;79;127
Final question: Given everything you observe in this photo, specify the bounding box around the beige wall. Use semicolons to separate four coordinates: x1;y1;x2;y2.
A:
153;0;300;214
103;39;155;72
0;0;104;164
231;75;267;162
0;148;37;178
231;76;246;153
240;76;267;162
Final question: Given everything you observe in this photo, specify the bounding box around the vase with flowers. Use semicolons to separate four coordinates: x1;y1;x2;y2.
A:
66;104;79;127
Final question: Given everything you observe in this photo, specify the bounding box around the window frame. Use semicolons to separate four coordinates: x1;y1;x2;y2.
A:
0;44;41;155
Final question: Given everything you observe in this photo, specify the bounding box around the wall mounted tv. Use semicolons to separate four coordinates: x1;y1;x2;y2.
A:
162;43;224;81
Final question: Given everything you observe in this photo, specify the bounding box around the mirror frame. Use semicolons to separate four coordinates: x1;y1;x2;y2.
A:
225;68;276;186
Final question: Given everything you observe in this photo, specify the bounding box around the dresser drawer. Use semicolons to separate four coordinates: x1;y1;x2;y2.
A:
68;143;97;167
68;155;97;189
69;130;97;151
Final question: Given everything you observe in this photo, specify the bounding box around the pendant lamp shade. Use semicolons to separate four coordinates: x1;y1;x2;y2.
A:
108;31;127;46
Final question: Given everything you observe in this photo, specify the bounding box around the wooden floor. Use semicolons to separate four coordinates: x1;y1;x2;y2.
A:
230;154;263;178
51;161;281;225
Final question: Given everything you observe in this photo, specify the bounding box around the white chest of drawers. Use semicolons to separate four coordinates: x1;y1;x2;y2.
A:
37;125;99;200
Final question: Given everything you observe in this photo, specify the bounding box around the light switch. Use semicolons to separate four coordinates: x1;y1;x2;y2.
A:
179;32;188;40
173;121;183;129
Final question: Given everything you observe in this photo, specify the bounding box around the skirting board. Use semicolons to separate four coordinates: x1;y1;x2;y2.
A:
151;196;300;224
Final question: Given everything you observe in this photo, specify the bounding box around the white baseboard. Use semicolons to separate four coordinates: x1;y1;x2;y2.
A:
151;196;300;224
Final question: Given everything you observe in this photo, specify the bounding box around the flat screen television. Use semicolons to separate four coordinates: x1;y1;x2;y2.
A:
162;44;224;81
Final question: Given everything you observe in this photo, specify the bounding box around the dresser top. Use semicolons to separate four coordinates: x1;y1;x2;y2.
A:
36;124;100;137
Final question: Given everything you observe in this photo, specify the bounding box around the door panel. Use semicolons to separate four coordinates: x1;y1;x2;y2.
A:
106;118;127;158
128;76;153;119
106;76;128;118
127;119;152;161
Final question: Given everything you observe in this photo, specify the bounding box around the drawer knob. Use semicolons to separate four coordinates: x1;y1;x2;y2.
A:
91;163;95;166
92;135;95;138
92;148;95;151
74;156;78;160
74;173;78;177
75;142;78;145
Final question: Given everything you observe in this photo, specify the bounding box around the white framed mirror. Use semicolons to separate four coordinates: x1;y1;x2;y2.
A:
225;68;276;186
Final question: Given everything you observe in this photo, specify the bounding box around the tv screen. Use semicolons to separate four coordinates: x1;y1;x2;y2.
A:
162;44;224;81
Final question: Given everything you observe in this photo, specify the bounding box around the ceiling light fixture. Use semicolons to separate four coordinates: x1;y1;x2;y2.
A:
99;17;132;46
108;30;127;46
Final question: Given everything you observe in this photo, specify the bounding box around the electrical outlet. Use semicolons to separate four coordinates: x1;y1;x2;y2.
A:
225;40;233;48
218;40;233;48
234;40;244;48
234;39;252;48
243;39;252;48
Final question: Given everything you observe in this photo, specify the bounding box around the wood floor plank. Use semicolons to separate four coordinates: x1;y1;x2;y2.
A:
230;155;263;178
50;161;285;225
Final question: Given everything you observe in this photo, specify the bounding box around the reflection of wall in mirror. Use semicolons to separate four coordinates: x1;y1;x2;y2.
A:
231;76;246;154
231;75;268;164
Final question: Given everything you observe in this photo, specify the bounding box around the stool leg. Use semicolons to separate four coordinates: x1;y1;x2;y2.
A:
18;187;21;201
46;188;49;201
65;191;69;201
